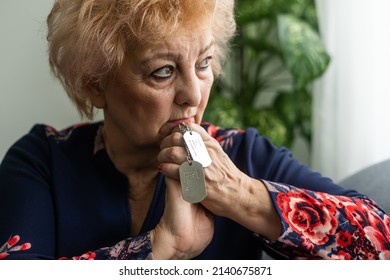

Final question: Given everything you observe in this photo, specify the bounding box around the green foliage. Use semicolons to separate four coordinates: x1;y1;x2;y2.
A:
204;0;330;148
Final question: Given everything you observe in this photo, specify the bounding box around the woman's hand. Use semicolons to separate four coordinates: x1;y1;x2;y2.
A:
150;176;214;259
157;123;250;215
157;123;281;251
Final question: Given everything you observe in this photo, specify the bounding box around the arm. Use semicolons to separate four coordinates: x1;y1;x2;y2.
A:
1;233;153;260
224;127;390;259
260;180;390;259
159;123;390;259
0;127;57;259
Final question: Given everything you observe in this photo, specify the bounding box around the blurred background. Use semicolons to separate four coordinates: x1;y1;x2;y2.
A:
1;0;390;183
0;1;87;161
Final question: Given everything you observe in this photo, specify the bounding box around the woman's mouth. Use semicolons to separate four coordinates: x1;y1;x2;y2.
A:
168;116;195;125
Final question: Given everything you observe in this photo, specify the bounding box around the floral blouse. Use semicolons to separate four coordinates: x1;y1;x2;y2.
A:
0;122;389;260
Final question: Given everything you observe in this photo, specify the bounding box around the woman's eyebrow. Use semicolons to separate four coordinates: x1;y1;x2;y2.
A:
140;50;180;65
141;39;215;64
199;40;215;56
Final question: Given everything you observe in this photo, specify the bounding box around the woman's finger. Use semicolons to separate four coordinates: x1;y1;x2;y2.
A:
157;145;188;165
160;131;184;150
158;162;180;180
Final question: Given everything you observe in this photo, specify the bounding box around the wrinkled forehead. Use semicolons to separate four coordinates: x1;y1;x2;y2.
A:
142;24;213;47
126;27;215;64
129;19;215;60
126;0;217;46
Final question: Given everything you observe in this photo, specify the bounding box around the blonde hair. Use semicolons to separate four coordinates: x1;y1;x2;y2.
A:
47;0;236;119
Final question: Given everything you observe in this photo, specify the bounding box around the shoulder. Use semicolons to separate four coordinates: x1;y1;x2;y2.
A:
42;122;102;144
1;122;102;166
201;122;245;147
201;122;279;152
12;122;101;142
201;122;295;175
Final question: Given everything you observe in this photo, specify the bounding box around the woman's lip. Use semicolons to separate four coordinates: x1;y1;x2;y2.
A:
168;117;195;125
159;117;196;137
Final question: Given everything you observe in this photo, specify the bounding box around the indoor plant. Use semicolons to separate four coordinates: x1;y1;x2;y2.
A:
204;0;330;148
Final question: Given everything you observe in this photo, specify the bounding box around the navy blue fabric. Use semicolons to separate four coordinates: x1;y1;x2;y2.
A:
0;122;360;259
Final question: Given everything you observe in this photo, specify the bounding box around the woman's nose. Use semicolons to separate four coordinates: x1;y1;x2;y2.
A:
174;70;202;107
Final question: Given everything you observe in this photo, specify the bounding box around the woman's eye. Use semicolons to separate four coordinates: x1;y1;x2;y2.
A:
151;65;174;79
197;56;212;70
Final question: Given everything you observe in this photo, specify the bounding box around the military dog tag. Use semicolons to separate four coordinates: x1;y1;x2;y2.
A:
179;161;207;203
182;131;212;167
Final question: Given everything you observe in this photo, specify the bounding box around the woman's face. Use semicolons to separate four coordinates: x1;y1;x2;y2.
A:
96;28;215;150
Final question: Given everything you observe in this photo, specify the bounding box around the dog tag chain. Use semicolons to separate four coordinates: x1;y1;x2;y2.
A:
179;123;212;167
178;123;210;203
182;130;212;167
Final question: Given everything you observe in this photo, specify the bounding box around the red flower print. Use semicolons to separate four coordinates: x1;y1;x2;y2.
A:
335;250;351;260
7;235;19;247
342;197;374;225
381;251;390;259
301;236;315;251
60;251;97;260
206;123;217;137
0;253;8;259
0;235;31;259
364;226;390;258
73;251;97;260
336;230;352;247
317;192;341;213
277;191;338;245
216;130;244;149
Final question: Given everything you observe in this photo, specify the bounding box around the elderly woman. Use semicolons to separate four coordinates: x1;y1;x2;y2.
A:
0;0;389;260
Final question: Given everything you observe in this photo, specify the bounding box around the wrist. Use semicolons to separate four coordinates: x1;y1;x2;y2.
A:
150;228;187;260
230;178;281;240
150;228;170;259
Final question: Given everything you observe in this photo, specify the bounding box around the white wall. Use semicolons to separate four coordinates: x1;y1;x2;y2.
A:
0;1;94;161
313;0;390;182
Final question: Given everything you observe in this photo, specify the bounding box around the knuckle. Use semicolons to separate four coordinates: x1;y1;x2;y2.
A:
166;147;184;163
171;132;183;144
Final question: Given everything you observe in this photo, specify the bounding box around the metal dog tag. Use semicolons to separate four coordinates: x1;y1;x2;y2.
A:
182;131;212;167
179;161;207;203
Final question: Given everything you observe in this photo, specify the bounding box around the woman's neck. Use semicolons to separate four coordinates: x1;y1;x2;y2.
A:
101;124;160;176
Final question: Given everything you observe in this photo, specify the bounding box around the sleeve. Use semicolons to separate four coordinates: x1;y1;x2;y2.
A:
238;128;389;259
0;126;55;259
259;181;390;260
0;125;153;260
58;232;153;260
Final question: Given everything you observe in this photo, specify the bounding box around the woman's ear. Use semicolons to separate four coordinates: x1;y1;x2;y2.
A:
88;86;106;109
